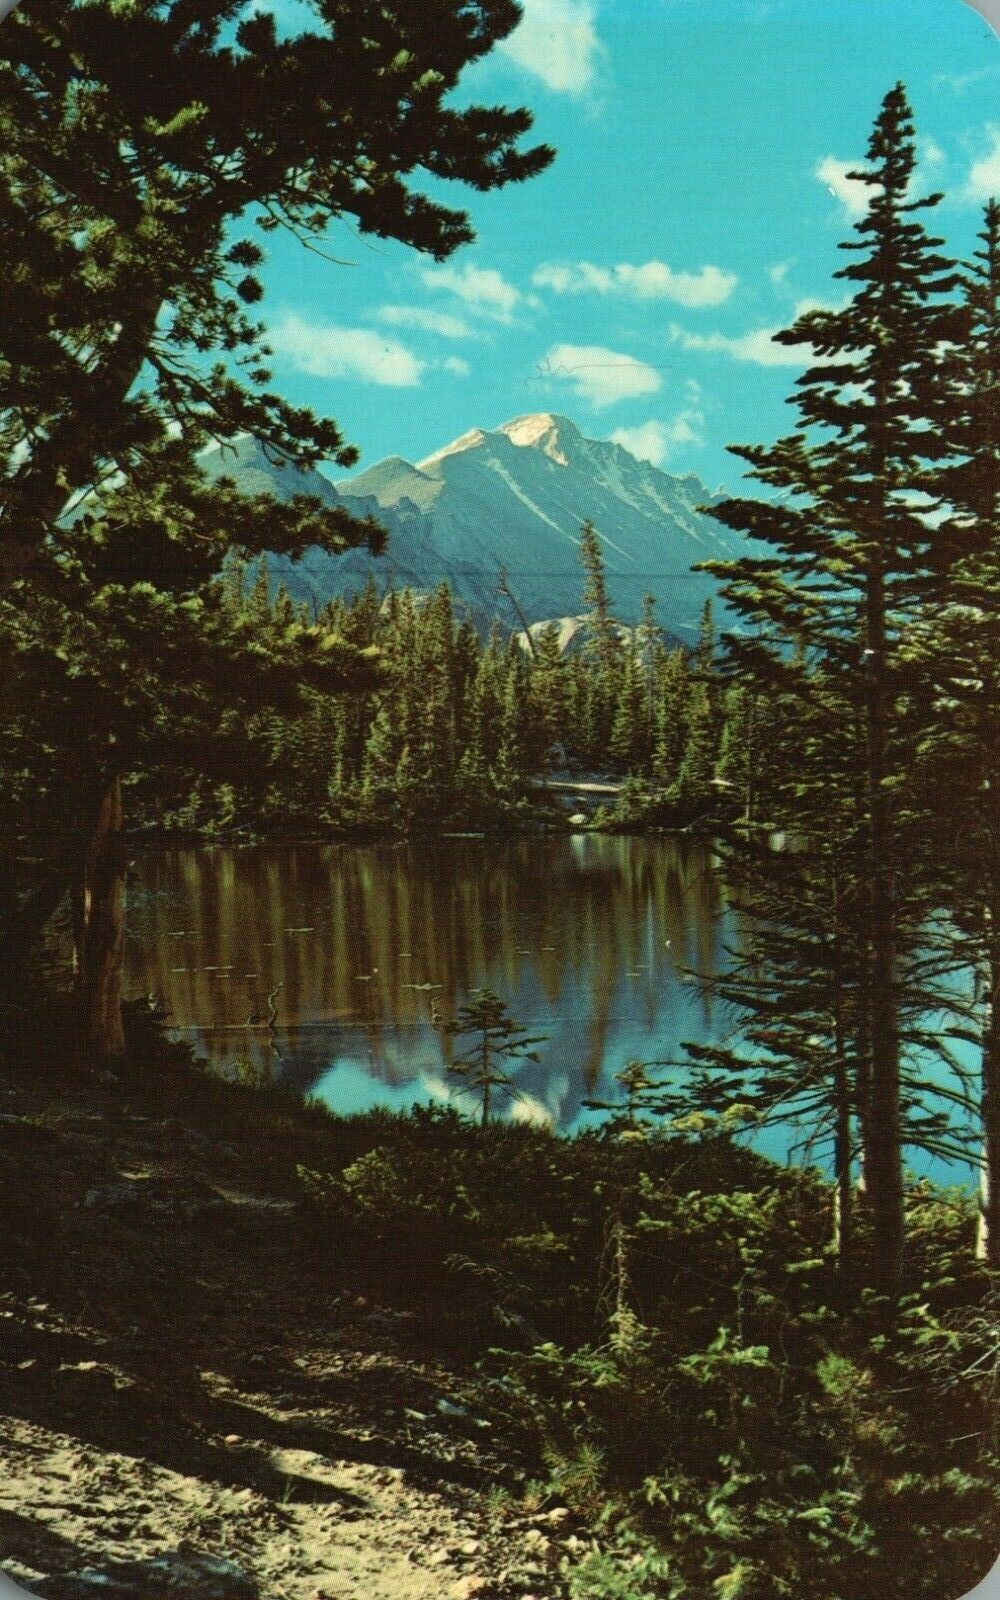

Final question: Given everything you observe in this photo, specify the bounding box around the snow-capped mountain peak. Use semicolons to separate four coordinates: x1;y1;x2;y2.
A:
416;427;488;471
497;413;576;465
199;413;739;639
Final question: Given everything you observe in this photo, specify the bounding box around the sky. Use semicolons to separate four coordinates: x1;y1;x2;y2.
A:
255;0;1000;494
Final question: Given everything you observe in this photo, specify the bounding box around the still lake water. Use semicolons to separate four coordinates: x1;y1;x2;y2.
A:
126;836;974;1181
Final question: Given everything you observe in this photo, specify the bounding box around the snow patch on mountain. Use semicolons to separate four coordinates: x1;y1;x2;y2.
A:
417;428;488;470
198;414;744;638
499;413;572;465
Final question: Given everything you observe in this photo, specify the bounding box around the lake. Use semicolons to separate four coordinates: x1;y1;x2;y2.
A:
126;835;976;1181
126;836;725;1127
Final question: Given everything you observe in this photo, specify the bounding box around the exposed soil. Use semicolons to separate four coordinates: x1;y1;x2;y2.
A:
0;1053;577;1600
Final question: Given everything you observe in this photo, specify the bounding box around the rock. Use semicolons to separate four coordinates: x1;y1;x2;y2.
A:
522;1530;551;1555
449;1579;489;1600
82;1178;223;1224
568;812;588;827
41;1551;258;1600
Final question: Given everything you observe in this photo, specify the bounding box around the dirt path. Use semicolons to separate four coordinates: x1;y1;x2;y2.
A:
0;1069;576;1600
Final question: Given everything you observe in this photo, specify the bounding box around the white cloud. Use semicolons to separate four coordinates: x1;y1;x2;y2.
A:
419;262;524;322
532;261;610;296
933;65;999;95
670;322;818;369
610;391;705;467
270;312;424;386
499;0;603;96
792;294;846;317
922;135;946;168
963;125;1000;204
610;420;673;466
441;355;470;377
243;0;316;32
815;155;870;220
541;342;662;407
532;258;737;308
769;258;795;288
377;304;476;340
611;381;705;465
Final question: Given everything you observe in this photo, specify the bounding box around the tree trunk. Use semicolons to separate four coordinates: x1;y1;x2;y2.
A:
863;556;904;1303
830;991;854;1272
481;1031;491;1126
827;873;855;1282
73;775;127;1061
976;937;1000;1267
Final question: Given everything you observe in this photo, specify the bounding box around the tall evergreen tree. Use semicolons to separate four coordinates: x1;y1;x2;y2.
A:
703;84;964;1300
0;0;552;587
652;648;691;792
578;520;615;665
910;200;1000;1263
0;0;552;1055
610;627;650;772
577;520;619;756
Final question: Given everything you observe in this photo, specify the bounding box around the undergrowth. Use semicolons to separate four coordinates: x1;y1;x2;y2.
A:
296;1107;999;1600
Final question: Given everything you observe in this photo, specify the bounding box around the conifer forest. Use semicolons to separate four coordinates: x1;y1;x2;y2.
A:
0;3;997;1598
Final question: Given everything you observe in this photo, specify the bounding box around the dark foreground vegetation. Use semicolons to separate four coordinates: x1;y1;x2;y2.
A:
301;1112;998;1600
0;0;997;1587
0;1001;996;1600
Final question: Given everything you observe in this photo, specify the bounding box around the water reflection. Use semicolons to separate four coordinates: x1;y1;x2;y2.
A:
126;836;727;1128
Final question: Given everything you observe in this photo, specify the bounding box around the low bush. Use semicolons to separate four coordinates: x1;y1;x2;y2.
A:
296;1108;999;1599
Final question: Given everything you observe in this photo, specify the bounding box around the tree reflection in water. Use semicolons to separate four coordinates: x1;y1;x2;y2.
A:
126;835;727;1130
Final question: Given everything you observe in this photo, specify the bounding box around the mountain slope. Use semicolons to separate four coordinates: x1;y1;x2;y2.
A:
200;415;738;639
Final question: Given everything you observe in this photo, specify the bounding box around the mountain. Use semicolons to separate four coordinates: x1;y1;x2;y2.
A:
200;414;738;641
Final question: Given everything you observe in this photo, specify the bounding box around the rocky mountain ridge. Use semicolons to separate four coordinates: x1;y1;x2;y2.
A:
200;413;738;640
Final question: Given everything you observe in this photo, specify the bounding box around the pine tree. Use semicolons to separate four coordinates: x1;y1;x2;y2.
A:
579;520;616;667
702;84;964;1300
576;521;619;759
530;621;569;769
669;682;718;817
435;988;545;1124
652;649;691;791
0;0;552;1056
0;0;552;588
610;627;650;772
910;201;1000;1263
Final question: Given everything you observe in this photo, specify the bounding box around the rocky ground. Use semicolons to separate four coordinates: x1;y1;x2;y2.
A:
0;1055;580;1600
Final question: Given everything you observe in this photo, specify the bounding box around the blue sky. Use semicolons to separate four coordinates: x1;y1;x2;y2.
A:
257;0;999;493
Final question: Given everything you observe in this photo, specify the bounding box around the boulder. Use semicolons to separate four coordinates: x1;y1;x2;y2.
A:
40;1551;257;1600
82;1178;223;1224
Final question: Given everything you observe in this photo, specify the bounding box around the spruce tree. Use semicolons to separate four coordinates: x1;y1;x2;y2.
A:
910;201;1000;1262
579;520;615;666
610;626;651;773
703;84;963;1300
578;520;619;757
652;648;691;792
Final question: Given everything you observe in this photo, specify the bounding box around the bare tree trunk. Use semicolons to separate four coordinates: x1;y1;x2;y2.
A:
72;776;127;1061
863;549;904;1304
831;1006;854;1276
827;874;855;1278
977;936;1000;1267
